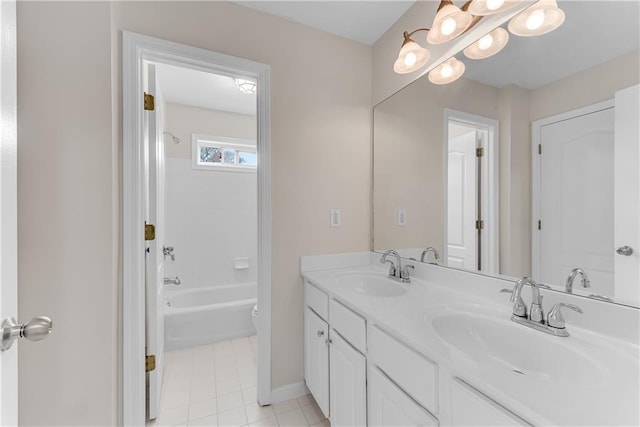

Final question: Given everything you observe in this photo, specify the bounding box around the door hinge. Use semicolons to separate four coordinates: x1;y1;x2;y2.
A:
144;92;155;111
538;144;542;155
476;147;484;157
145;223;156;241
475;219;484;230
538;220;542;230
145;354;156;372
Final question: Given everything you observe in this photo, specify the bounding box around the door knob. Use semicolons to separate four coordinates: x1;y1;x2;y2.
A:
1;316;53;351
616;246;634;256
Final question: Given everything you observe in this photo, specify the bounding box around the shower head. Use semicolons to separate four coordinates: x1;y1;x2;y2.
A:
164;131;181;144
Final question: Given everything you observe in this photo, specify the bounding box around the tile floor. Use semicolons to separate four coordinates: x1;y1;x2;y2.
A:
149;336;329;427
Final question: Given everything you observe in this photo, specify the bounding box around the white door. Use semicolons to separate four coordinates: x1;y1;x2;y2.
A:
447;131;478;270
304;307;329;417
368;367;437;427
0;1;18;423
538;107;615;295
329;331;366;427
614;85;640;306
144;63;166;420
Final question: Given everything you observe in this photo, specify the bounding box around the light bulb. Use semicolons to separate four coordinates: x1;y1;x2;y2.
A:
404;52;417;67
441;17;457;36
526;9;546;30
478;34;494;50
441;63;453;78
486;0;505;11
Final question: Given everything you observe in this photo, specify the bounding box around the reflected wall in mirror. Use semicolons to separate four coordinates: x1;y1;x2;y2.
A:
373;1;640;306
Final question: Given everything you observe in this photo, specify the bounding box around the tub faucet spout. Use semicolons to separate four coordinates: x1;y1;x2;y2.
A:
163;276;181;286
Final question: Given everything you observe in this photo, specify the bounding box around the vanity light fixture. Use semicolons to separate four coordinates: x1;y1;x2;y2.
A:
235;78;257;95
428;57;466;84
508;0;565;37
463;27;509;59
393;0;566;84
467;0;521;16
393;30;431;74
427;0;475;45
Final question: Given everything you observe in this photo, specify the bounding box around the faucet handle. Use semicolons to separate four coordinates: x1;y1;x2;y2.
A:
547;303;583;329
401;264;415;282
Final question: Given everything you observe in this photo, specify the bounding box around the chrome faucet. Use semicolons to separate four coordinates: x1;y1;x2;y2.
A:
163;246;176;261
501;276;582;337
380;250;413;283
565;268;591;293
420;247;440;263
163;276;181;286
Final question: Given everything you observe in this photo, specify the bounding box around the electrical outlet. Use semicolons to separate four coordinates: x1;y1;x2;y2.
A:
398;209;407;226
330;209;342;228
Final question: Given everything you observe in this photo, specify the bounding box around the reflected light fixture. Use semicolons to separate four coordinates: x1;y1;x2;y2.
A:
428;57;466;84
427;0;474;45
463;27;509;59
235;78;257;95
467;0;520;16
393;30;431;74
508;0;565;37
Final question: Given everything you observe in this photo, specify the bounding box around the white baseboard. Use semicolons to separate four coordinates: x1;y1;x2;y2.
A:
270;382;310;404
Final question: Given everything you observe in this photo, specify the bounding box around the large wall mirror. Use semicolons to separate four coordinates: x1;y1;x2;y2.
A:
373;1;640;307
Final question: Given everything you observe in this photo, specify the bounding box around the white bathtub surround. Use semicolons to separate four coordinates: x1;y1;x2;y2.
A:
151;336;327;427
165;282;257;351
300;252;639;426
164;157;257;289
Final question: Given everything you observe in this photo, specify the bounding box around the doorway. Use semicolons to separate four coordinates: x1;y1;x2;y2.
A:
122;32;271;425
443;109;499;275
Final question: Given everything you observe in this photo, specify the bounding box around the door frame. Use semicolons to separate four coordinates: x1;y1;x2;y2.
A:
531;99;614;281
122;31;271;425
443;109;499;275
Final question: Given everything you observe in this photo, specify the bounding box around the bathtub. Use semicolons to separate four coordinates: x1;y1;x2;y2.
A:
164;282;257;351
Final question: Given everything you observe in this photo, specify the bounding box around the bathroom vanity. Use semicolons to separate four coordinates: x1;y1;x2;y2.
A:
301;252;639;426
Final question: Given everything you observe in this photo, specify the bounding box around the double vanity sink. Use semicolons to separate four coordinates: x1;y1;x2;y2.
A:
302;254;639;426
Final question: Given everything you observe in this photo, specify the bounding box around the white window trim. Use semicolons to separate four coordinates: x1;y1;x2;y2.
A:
191;133;257;172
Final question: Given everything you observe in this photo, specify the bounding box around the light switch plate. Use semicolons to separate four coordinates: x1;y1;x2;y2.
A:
330;209;342;228
398;209;407;226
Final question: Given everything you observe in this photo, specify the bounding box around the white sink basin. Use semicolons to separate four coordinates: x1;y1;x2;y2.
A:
337;273;407;297
430;312;610;386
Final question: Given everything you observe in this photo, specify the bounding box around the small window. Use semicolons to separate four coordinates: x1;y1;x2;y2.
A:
192;134;257;172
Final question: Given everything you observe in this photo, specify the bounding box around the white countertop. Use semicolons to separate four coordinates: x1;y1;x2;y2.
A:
302;263;640;426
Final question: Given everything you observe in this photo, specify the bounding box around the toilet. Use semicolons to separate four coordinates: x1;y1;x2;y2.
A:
251;304;258;330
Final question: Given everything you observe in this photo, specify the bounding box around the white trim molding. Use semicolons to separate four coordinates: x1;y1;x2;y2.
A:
122;31;271;425
443;109;500;275
270;382;311;405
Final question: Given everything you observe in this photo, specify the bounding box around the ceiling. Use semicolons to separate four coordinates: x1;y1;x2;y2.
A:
233;0;416;45
155;63;257;116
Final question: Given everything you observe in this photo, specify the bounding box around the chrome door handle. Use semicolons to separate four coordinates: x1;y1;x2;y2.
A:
616;246;634;256
1;316;53;351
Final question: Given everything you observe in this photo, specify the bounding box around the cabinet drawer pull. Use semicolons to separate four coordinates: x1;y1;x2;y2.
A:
325;338;333;345
317;330;325;338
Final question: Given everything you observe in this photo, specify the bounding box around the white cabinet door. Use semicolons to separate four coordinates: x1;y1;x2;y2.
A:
450;379;530;426
369;367;438;427
614;84;640;306
304;307;329;417
329;330;366;427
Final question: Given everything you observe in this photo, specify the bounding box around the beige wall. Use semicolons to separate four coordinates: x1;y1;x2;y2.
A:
18;1;371;424
163;103;256;159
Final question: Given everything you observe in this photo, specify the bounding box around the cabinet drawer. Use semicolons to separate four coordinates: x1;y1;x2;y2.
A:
305;281;329;320
329;299;366;353
370;326;438;414
369;367;438;427
451;378;531;426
